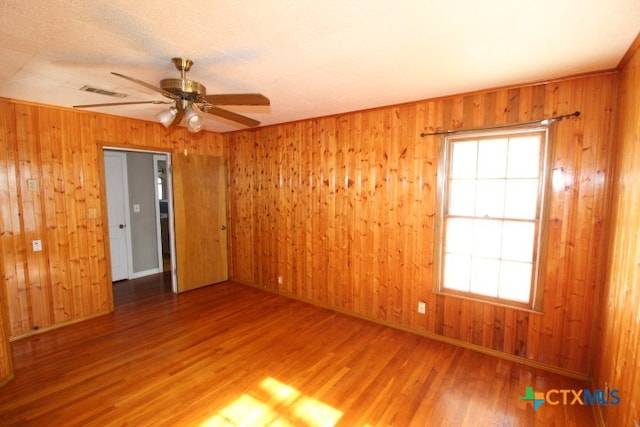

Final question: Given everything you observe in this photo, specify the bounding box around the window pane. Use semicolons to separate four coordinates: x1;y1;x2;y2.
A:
472;219;502;258
451;141;477;179
498;261;532;302
477;138;507;178
470;257;500;297
445;218;473;254
504;179;538;219
449;180;476;215
475;180;505;217
501;221;535;262
440;130;546;308
443;254;471;291
507;136;540;178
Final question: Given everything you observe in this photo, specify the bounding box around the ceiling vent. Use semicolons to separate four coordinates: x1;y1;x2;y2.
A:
79;85;127;98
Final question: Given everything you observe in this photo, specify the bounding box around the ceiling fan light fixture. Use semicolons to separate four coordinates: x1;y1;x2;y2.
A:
157;107;178;128
185;105;204;133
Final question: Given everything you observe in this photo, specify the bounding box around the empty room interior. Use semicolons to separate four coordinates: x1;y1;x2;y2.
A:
0;1;639;426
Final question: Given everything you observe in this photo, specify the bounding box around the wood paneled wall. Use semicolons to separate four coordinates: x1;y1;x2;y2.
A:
0;100;224;344
0;259;12;386
594;38;640;427
226;73;617;376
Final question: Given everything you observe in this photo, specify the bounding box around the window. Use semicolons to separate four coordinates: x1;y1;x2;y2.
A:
436;128;549;310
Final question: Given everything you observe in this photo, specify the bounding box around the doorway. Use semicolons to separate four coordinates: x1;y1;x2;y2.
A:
104;149;175;302
103;148;230;304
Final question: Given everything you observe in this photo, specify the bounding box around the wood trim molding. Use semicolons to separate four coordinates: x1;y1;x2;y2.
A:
588;376;606;427
8;311;108;342
234;70;618;133
617;31;640;70
0;374;14;388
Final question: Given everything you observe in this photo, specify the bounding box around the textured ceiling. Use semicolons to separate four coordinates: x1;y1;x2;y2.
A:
0;0;638;133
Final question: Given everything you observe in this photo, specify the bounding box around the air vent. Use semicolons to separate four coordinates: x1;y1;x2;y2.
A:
79;85;127;98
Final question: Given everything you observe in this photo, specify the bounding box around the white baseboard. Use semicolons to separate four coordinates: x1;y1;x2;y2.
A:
130;267;162;279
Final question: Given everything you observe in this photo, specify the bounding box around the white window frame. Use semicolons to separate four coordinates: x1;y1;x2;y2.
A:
435;126;551;311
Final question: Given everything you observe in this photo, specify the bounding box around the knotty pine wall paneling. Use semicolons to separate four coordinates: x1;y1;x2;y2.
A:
0;102;14;384
226;73;617;377
0;293;11;386
0;207;12;385
594;37;640;427
0;100;224;341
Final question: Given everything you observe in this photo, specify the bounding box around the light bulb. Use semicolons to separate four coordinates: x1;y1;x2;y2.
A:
157;107;177;128
185;106;204;133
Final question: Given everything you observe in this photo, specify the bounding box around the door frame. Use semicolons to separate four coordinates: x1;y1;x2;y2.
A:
152;154;166;281
167;154;177;293
158;153;178;293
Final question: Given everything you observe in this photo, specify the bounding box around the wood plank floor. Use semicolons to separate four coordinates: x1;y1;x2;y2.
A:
1;274;596;426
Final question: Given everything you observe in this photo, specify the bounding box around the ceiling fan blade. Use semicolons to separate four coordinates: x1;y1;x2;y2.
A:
202;93;270;106
111;72;179;100
201;105;261;127
73;100;172;108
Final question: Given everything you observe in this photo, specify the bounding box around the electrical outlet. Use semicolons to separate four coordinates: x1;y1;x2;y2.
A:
417;301;426;314
277;275;283;285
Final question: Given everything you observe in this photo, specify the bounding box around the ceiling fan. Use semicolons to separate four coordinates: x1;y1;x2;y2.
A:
73;57;270;132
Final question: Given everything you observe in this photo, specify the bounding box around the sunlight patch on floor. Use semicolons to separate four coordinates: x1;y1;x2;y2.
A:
200;377;343;427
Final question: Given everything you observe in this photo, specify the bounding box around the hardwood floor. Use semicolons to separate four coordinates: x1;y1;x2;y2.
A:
1;277;596;426
112;271;173;307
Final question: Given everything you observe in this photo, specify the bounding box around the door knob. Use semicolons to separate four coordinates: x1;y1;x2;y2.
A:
119;224;126;229
220;225;227;230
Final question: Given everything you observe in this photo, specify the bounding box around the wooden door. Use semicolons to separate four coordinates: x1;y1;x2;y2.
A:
104;151;131;281
172;154;228;292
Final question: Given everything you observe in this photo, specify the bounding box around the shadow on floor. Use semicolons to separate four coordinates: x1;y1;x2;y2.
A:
112;271;173;307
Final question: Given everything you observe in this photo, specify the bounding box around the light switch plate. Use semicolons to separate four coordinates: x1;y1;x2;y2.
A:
32;240;42;252
133;204;140;213
27;179;38;191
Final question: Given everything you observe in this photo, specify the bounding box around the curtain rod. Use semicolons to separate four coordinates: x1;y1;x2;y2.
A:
419;111;581;137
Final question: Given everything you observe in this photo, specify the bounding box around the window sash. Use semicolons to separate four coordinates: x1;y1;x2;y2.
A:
436;128;548;310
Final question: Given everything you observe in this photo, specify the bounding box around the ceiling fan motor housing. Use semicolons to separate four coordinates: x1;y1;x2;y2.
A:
160;78;206;101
